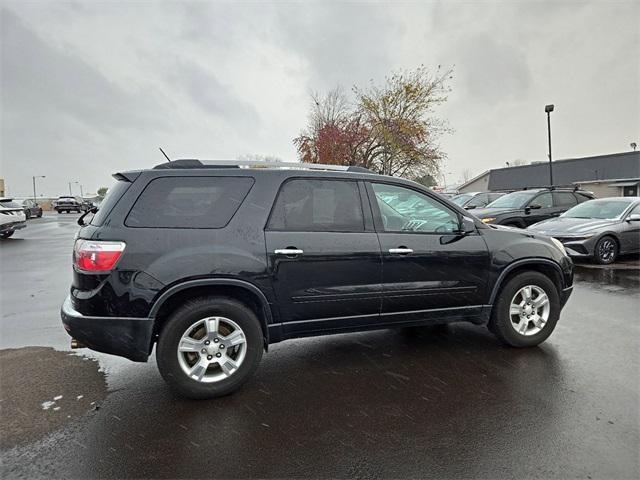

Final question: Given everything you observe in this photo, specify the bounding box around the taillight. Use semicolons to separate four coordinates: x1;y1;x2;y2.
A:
73;240;126;272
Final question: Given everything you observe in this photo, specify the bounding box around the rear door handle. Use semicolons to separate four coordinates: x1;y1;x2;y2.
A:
274;248;304;255
389;247;413;255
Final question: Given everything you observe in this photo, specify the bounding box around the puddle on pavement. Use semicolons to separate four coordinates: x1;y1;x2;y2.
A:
574;264;640;291
0;347;107;450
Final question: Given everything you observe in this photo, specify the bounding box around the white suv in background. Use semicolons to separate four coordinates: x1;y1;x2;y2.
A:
0;198;27;239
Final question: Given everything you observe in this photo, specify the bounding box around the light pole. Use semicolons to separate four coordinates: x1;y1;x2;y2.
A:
545;104;554;186
69;181;83;197
32;176;45;203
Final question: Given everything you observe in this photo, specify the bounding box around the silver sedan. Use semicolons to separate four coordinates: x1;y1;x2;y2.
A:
527;197;640;264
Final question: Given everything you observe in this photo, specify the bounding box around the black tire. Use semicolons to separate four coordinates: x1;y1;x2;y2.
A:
593;235;618;265
156;296;264;399
488;271;560;347
37;211;42;218
57;210;61;214
0;231;14;239
24;210;30;220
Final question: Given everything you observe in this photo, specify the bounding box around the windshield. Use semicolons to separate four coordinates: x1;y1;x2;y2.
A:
562;200;631;219
485;191;536;209
451;194;472;206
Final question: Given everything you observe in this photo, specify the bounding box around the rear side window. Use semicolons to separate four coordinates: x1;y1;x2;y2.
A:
90;180;131;226
553;192;578;207
126;176;254;229
268;179;364;232
576;192;593;203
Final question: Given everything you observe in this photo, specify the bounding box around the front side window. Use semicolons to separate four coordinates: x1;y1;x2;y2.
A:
268;179;364;232
530;192;553;208
371;183;459;233
126;176;254;228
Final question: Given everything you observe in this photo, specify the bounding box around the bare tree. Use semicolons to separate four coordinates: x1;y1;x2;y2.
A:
461;168;472;182
237;153;283;163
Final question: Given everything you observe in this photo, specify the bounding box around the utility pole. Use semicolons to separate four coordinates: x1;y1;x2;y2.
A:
545;104;554;186
68;182;73;196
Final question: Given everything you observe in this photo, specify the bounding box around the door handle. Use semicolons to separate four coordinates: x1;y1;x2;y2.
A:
389;247;413;255
274;248;304;255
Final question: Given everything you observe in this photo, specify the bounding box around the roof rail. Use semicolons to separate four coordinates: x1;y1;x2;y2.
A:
521;184;580;191
153;159;373;173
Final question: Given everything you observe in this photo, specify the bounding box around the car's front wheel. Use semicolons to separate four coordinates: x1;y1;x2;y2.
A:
0;231;14;239
594;235;618;264
156;296;263;399
488;271;560;347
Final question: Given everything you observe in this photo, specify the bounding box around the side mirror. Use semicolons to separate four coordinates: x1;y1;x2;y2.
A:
460;216;476;234
627;213;640;222
465;205;476;210
528;204;542;210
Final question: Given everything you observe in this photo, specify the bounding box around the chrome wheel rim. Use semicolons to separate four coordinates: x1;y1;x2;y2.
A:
598;239;616;263
177;316;247;383
509;285;551;336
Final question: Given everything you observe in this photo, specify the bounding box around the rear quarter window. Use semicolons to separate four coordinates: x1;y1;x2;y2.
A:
125;176;254;229
90;180;131;226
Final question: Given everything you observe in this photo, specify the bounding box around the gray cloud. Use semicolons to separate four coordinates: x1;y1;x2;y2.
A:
0;1;638;196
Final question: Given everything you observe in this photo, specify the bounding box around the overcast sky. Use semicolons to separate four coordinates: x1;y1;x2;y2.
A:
1;0;638;197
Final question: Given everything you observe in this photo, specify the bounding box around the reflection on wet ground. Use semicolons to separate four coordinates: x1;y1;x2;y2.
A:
574;262;640;289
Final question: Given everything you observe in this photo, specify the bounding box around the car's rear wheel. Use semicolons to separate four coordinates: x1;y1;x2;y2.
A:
488;271;560;347
156;296;263;399
594;235;618;264
24;210;30;219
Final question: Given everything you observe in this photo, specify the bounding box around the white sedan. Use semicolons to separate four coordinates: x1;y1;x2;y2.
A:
0;198;27;239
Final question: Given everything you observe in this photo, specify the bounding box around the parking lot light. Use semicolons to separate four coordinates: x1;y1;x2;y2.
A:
545;104;554;186
32;175;45;203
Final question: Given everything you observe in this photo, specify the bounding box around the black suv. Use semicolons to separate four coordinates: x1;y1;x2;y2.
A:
471;187;595;228
61;160;574;399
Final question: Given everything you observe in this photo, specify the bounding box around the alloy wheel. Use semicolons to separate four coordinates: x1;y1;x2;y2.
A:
508;285;551;336
177;316;247;383
597;239;616;263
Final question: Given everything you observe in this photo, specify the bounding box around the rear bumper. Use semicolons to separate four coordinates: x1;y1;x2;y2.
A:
61;295;154;362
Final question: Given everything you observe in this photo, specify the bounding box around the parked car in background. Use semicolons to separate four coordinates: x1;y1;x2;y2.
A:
528;197;640;264
0;198;27;239
451;191;506;210
19;199;43;219
54;196;83;213
470;187;595;228
62;159;573;399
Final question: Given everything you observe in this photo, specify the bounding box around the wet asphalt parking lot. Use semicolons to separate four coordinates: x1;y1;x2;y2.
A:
1;214;638;479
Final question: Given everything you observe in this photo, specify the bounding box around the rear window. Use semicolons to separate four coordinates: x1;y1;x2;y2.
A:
575;192;594;203
90;181;131;226
0;200;21;208
125;176;254;229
